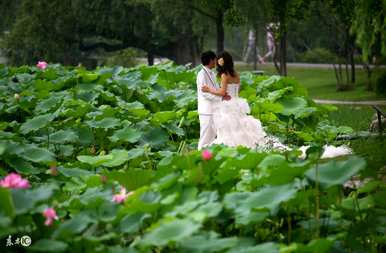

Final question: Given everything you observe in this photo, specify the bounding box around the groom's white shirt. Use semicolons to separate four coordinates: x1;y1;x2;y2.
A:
197;65;221;150
196;66;221;114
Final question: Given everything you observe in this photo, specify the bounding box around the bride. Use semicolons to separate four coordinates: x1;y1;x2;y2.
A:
201;51;351;159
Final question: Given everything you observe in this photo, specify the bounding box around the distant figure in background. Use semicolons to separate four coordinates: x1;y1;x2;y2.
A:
243;30;264;64
260;23;277;64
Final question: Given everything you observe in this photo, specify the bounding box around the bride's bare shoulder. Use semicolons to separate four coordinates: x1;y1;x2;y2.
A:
235;72;240;82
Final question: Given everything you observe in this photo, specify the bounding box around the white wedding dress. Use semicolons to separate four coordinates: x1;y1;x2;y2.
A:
209;83;352;159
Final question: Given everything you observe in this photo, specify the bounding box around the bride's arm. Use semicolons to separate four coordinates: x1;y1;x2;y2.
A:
202;75;228;96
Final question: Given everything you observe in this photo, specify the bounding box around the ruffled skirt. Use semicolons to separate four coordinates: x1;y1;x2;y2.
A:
210;98;352;158
211;98;287;150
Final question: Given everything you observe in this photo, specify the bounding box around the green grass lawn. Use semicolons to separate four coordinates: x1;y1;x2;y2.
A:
238;63;386;101
328;105;386;176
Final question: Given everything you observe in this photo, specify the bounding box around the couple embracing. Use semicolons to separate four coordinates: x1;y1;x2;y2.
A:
196;51;279;151
196;50;352;159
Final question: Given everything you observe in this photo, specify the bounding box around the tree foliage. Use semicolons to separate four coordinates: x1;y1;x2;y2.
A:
352;0;386;61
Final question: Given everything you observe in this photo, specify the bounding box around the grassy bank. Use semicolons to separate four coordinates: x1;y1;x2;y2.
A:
238;63;386;101
328;105;386;176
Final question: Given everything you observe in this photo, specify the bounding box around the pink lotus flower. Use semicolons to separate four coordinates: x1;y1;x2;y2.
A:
112;187;132;204
36;61;48;70
0;173;30;189
43;207;58;226
201;149;213;161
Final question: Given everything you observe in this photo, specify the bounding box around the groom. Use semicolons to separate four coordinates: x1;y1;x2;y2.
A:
196;51;229;150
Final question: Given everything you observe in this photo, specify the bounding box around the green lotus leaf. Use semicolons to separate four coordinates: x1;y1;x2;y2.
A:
305;156;366;188
109;127;142;143
20;146;55;163
20;114;55;134
102;149;129;167
77;154;113;167
86;117;121;129
141;219;201;246
50;130;79;143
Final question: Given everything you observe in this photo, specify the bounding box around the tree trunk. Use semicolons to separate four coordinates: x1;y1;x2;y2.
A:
279;30;287;76
350;46;355;85
333;63;341;88
147;51;154;66
253;28;258;70
345;61;349;86
216;12;224;53
364;63;373;91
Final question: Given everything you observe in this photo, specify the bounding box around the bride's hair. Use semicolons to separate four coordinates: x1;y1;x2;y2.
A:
216;51;236;78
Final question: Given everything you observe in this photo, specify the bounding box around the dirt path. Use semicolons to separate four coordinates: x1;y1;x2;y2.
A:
313;99;386;106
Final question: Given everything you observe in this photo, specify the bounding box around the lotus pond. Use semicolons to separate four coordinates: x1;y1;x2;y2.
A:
0;63;385;252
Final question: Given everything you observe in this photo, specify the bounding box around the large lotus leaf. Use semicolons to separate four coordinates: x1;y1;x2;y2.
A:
267;87;293;101
164;123;185;136
20;114;55;134
147;84;167;102
12;184;56;214
257;154;310;185
141;219;201;246
118;101;145;111
341;195;375;210
106;169;155;191
127;148;145;160
80;72;99;83
35;96;63;114
78;187;111;206
305;156;366;188
180;234;239;252
58;167;93;177
76;127;94;146
7;157;42;174
256;75;281;93
279;97;308;116
151;111;176;124
102;149;129;167
50;129;79;143
224;183;298;224
174;90;196;108
169;192;221;222
228;242;279;253
30;239;68;252
86;117;121;129
20;146;55;163
77;154;113;167
118;101;149;118
109;127;142;143
53;213;93;239
119;212;151;234
142;128;169;147
116;71;142;90
215;162;239;184
242;184;298;212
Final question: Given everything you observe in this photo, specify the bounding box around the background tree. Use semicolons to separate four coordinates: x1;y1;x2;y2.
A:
323;0;356;90
180;0;244;53
352;0;386;90
3;0;207;66
270;0;310;76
